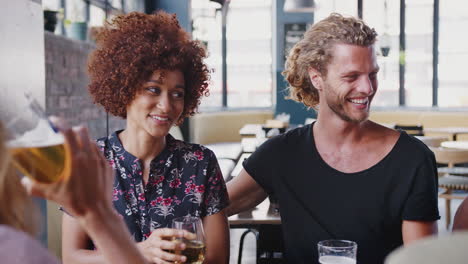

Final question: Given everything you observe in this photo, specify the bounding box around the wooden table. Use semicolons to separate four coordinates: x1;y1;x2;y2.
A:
425;127;468;141
239;124;263;137
229;199;281;227
441;141;468;150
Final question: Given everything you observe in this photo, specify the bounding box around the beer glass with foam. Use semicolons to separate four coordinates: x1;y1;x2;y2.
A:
2;93;68;183
318;240;357;264
170;216;206;264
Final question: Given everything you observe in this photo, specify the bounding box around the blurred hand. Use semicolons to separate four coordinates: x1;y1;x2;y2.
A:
21;117;114;218
137;228;196;264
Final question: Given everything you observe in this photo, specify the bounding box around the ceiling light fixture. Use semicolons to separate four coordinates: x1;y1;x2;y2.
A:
284;0;316;13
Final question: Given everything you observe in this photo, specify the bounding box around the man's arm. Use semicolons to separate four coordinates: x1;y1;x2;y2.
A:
453;197;468;231
62;213;107;264
226;168;268;216
402;220;437;245
202;211;230;264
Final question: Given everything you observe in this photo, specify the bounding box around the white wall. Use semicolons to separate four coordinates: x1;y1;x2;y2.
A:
0;0;48;249
0;0;45;108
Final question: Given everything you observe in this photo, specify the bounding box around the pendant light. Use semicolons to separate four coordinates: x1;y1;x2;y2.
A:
284;0;316;13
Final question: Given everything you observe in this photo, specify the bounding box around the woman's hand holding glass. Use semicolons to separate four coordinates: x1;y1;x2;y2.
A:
171;216;206;264
137;227;196;264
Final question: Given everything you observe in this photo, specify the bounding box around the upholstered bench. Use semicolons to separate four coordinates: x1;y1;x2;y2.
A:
189;110;274;179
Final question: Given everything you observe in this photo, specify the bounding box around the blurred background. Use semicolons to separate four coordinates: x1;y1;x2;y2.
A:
2;1;468;263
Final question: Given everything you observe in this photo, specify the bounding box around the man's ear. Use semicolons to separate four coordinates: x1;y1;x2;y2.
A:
308;67;323;91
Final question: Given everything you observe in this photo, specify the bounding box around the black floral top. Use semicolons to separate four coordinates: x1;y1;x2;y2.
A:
96;131;229;242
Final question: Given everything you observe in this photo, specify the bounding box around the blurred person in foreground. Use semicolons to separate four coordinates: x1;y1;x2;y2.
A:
62;11;229;264
0;120;147;264
227;13;439;264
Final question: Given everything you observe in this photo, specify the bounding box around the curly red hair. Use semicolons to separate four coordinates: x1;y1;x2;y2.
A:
88;11;210;124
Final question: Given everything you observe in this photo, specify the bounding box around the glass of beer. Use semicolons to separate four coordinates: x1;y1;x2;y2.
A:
171;216;205;264
2;93;68;183
318;240;357;264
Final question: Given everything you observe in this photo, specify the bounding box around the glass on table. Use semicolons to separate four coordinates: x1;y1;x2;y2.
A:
171;216;206;264
318;239;357;264
2;93;69;183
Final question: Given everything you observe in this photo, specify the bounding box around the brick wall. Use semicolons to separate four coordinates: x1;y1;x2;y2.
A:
44;32;126;260
44;32;125;139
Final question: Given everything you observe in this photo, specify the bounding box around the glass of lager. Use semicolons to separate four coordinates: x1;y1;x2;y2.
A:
318;240;357;264
171;216;206;264
2;93;68;183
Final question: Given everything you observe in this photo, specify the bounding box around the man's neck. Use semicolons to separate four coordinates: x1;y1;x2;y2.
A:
314;114;370;148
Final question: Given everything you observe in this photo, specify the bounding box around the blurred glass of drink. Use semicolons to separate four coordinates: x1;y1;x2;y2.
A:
2;93;69;183
318;240;357;264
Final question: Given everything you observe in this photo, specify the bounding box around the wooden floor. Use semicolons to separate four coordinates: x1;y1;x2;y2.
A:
229;197;464;264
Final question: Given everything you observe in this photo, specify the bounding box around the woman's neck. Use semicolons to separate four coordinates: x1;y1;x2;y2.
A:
118;129;166;162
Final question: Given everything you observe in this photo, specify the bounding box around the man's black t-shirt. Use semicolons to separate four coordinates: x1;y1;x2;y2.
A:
243;123;440;264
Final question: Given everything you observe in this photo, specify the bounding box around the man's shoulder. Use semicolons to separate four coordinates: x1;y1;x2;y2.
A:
369;122;433;158
274;124;310;143
0;225;59;263
389;131;435;167
258;124;310;150
0;224;29;242
397;132;433;155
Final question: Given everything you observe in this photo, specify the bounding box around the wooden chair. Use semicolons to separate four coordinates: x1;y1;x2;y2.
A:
430;147;468;229
415;136;448;147
430;147;468;176
394;124;424;136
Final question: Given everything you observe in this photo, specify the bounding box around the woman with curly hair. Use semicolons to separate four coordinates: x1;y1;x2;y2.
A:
62;11;229;264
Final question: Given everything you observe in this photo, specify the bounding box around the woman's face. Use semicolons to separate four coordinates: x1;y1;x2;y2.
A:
126;69;185;139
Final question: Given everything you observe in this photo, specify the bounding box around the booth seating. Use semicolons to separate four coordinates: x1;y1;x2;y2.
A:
189;110;274;180
369;111;468;140
169;126;239;182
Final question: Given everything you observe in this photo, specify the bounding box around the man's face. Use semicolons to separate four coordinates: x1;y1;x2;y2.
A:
316;43;379;123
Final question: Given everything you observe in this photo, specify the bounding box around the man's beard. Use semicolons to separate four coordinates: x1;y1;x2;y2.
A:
323;84;370;123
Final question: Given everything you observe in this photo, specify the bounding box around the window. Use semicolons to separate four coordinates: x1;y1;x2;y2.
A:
89;5;106;27
314;0;357;21
65;0;86;22
363;0;400;107
192;0;273;109
438;0;468;107
405;0;433;107
192;0;223;108
316;0;467;109
315;0;402;107
43;0;144;39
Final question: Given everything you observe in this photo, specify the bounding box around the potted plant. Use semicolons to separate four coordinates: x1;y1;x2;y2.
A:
44;9;58;32
64;1;88;41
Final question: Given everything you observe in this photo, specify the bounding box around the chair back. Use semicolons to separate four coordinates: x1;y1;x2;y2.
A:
394;124;424;136
429;147;468;167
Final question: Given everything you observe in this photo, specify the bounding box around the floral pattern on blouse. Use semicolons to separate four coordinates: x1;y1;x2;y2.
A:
97;131;229;242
